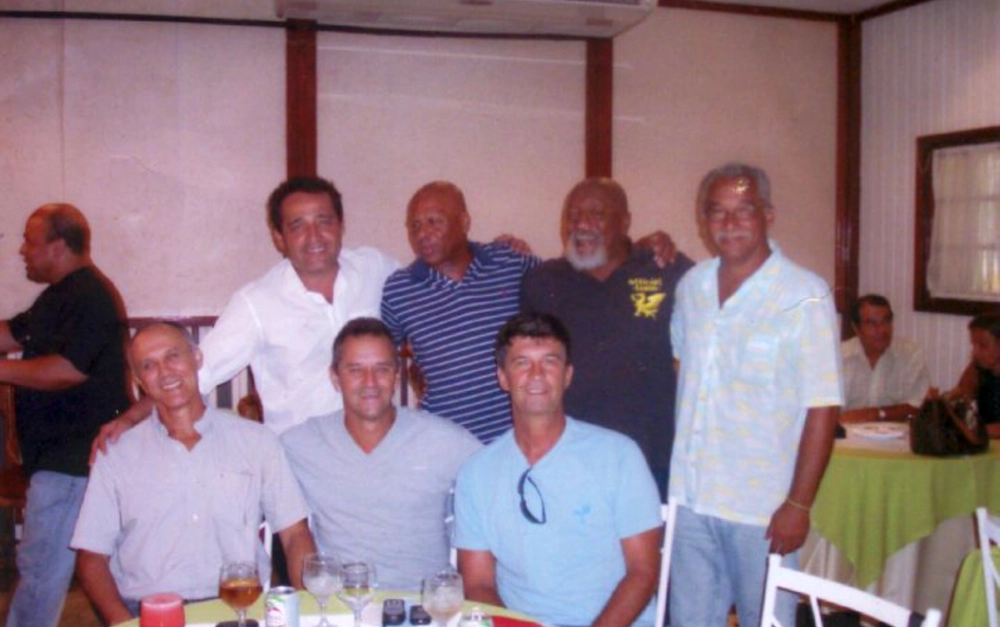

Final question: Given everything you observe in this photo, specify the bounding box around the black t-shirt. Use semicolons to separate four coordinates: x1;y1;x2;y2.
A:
8;266;131;477
521;249;693;473
978;368;1000;426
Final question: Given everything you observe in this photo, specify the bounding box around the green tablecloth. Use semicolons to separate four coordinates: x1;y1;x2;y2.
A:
949;545;999;627
811;440;1000;588
115;591;530;626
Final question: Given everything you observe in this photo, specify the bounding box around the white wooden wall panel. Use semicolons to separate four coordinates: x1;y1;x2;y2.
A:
860;0;1000;388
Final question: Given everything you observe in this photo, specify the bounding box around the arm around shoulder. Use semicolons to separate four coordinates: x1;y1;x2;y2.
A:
90;396;154;464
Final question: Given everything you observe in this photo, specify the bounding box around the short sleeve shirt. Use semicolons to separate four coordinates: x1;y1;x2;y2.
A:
455;418;661;626
71;407;309;601
842;336;930;410
669;243;843;525
381;242;538;443
281;407;481;590
521;249;693;471
8;266;130;476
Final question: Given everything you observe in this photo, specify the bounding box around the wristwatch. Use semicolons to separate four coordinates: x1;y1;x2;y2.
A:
877;408;887;421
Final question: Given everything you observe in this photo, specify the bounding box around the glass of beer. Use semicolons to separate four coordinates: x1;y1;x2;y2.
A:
219;561;263;627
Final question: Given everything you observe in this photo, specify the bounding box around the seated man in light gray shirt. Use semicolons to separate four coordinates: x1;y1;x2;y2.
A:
72;322;315;625
841;294;930;424
281;318;481;591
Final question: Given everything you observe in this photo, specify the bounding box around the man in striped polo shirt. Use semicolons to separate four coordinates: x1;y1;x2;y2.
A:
381;181;539;442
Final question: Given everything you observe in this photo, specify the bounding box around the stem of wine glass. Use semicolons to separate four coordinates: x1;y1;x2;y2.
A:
353;605;363;627
237;607;247;627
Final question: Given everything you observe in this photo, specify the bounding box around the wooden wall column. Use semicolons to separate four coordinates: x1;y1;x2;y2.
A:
835;16;862;335
585;39;614;178
286;20;318;178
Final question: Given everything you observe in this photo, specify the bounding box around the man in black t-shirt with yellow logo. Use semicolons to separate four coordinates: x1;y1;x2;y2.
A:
522;178;692;498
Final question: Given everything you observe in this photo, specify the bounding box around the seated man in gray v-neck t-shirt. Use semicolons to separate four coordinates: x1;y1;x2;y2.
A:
281;318;481;591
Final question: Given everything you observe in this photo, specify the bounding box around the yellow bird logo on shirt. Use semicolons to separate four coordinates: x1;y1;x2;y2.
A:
632;292;666;319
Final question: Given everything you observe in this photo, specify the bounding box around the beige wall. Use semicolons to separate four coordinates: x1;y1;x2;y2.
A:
1;8;839;321
0;19;285;317
616;8;838;279
859;0;1000;388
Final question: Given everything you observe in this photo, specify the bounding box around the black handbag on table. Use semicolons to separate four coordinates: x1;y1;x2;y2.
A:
909;396;989;457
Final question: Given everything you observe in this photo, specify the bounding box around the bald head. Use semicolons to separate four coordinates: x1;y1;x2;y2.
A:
405;180;472;276
129;322;205;416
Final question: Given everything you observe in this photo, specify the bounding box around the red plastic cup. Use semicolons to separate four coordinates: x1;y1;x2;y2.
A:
140;592;185;627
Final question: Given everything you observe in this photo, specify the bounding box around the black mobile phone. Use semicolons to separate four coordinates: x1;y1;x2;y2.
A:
409;604;432;625
382;598;406;626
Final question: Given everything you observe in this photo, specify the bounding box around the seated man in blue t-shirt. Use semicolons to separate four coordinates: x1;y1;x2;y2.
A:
455;313;662;627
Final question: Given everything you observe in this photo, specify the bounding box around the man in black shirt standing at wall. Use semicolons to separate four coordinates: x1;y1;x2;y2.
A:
0;203;130;627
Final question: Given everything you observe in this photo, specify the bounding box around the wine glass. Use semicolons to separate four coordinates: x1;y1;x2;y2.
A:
422;570;464;627
303;553;341;627
219;561;263;627
336;561;378;627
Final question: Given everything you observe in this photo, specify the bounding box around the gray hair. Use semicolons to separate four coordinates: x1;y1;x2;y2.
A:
696;163;772;213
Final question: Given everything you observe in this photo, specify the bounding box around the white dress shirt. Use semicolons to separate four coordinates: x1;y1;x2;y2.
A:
198;247;399;434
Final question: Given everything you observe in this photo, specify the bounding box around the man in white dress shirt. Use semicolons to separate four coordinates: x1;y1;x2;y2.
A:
840;294;930;424
96;175;399;437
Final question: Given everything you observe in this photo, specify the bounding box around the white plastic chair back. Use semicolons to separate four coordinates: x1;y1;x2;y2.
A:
260;520;273;558
759;553;941;627
977;507;1000;627
654;498;678;627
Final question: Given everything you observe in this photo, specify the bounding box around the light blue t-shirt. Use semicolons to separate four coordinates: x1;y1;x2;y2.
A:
454;417;661;627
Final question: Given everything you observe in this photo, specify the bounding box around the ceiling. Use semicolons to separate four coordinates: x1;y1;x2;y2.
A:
0;0;919;20
701;0;896;14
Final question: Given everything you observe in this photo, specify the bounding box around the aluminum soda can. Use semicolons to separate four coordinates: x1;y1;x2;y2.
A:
265;586;300;627
459;606;493;627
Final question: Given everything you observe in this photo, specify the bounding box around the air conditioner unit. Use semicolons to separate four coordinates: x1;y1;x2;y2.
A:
275;0;656;38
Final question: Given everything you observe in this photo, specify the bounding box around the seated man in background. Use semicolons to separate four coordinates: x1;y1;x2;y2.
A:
456;313;662;627
72;322;315;624
840;294;930;423
281;318;481;590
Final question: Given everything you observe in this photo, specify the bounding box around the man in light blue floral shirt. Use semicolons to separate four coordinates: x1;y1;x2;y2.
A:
668;163;843;627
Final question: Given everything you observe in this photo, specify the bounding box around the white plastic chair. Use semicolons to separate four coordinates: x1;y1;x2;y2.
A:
260;520;273;558
759;553;941;627
654;498;678;627
977;507;1000;627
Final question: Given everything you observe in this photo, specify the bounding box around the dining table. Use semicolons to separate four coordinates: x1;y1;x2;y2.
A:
801;422;1000;622
115;590;539;627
